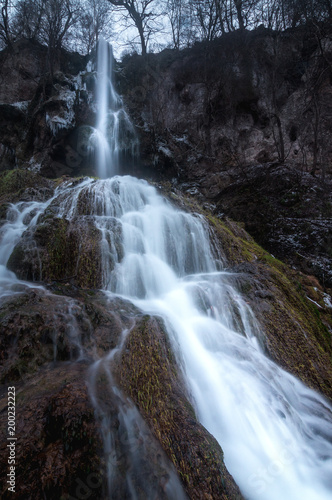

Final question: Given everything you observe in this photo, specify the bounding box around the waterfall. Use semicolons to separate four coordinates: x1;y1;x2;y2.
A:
1;39;332;500
90;38;138;179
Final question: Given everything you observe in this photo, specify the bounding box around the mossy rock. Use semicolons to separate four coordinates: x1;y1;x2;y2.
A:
7;215;103;288
0;168;52;203
114;315;243;500
204;209;332;400
254;260;332;398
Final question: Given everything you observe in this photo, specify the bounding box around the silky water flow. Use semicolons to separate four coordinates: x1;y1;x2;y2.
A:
89;38;138;179
0;39;331;500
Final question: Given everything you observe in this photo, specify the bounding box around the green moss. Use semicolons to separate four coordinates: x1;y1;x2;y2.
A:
46;218;72;279
115;315;242;499
0;169;49;201
253;256;332;397
0;169;26;195
261;252;288;272
32;216;102;288
206;212;265;264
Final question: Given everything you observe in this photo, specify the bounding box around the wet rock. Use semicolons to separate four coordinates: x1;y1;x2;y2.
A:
0;288;88;383
7;215;103;289
89;352;190;500
0;284;150;499
82;293;141;356
0;363;103;500
0;286;141;385
114;315;243;500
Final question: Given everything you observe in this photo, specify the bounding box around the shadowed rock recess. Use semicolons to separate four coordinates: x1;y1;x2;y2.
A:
0;29;332;500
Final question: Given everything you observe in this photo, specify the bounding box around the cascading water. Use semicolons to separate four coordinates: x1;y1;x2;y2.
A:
0;199;51;297
90;38;138;179
1;40;332;500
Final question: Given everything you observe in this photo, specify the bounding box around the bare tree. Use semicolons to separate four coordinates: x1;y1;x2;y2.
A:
77;0;113;54
0;0;13;48
189;0;261;42
12;0;45;41
40;0;80;76
234;0;245;29
107;0;163;55
166;0;193;49
231;0;260;30
192;0;221;40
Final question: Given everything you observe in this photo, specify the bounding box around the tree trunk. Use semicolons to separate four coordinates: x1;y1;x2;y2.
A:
310;96;320;176
234;0;245;30
138;21;147;55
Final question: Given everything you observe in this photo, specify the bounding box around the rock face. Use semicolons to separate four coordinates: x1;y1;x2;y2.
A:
0;39;92;178
119;28;332;183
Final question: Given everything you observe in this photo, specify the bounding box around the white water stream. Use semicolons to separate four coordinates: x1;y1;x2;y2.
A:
0;40;331;500
89;38;138;179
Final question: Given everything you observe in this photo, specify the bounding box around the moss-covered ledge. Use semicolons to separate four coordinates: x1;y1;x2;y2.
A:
0;169;53;203
114;315;243;500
